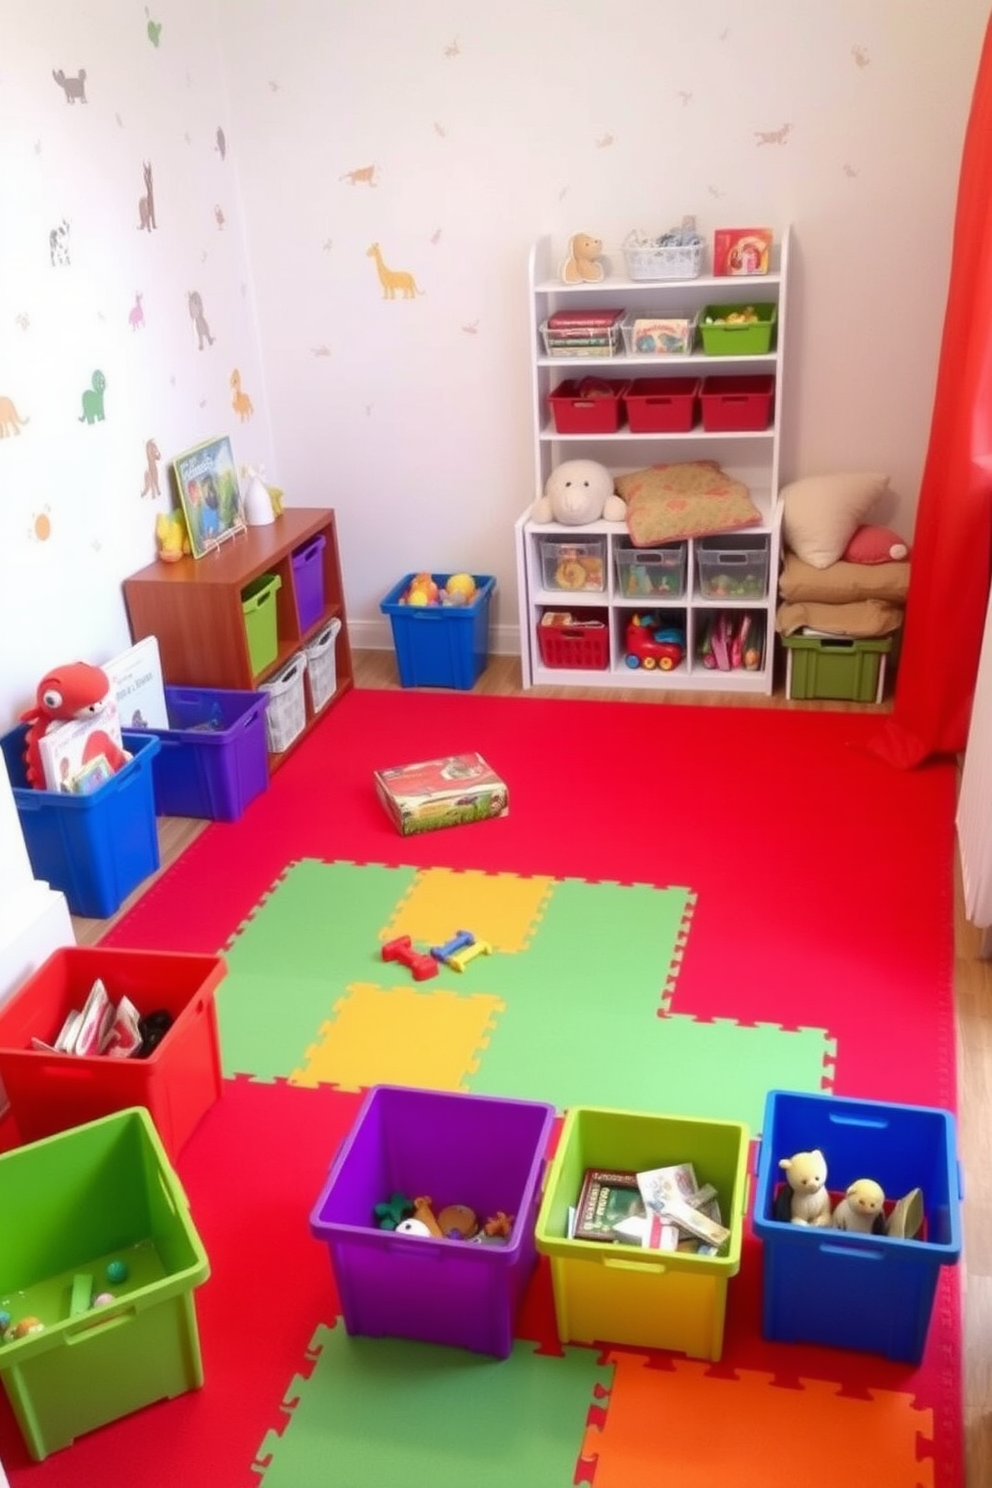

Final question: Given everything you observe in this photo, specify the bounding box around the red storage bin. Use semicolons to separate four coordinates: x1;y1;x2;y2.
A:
548;379;629;435
624;377;700;434
0;946;226;1162
700;374;775;432
537;610;610;670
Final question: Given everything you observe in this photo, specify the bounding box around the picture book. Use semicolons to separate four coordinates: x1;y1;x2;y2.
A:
36;697;125;792
173;435;245;559
713;227;773;277
103;635;168;729
573;1168;646;1243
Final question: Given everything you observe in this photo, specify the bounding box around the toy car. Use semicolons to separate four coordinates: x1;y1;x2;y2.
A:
624;615;685;671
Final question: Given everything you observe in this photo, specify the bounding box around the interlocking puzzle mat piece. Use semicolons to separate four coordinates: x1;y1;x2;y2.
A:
580;1351;933;1488
385;866;555;952
219;859;418;1079
292;982;504;1091
253;1321;609;1488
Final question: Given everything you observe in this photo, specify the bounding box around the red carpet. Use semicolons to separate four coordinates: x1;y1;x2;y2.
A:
0;689;962;1486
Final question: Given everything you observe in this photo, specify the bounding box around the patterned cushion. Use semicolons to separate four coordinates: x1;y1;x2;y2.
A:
614;461;762;547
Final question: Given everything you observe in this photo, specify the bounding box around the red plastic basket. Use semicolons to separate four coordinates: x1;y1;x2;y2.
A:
537;613;610;670
700;374;775;432
624;377;700;434
548;380;629;435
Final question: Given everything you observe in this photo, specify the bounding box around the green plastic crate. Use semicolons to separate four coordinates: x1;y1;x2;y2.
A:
535;1105;749;1361
783;633;893;703
0;1107;209;1460
699;302;777;356
241;571;282;676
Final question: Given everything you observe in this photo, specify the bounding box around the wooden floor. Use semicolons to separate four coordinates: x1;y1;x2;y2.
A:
70;650;991;1484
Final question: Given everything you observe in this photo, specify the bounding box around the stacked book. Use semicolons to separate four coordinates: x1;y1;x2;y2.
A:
541;307;624;357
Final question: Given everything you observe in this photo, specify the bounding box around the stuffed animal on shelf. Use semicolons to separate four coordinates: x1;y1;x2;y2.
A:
777;1148;833;1226
20;662;130;790
155;509;191;563
831;1177;886;1234
532;459;626;526
560;232;605;285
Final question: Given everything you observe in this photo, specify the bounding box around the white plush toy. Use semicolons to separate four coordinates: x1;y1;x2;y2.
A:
778;1148;833;1227
831;1177;885;1233
532;459;626;526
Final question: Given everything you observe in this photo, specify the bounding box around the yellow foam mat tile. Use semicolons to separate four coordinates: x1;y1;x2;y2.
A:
291;981;504;1092
383;868;555;954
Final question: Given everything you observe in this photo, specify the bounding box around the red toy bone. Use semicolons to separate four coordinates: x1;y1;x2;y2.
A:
20;662;129;789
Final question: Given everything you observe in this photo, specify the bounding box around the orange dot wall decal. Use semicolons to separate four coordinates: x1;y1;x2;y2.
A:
31;508;52;541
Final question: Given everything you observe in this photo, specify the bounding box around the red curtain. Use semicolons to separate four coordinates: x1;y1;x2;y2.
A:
871;17;992;768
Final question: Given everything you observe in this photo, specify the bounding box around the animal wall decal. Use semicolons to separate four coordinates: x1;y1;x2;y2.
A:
137;162;156;231
366;242;424;300
79;370;107;424
230;369;253;421
140;438;161;498
214;204;225;229
187;291;215;349
340;163;377;186
128;292;145;330
215;126;227;159
49;219;71;266
145;9;162;46
755;123;792;146
52;69;87;104
0;396;30;436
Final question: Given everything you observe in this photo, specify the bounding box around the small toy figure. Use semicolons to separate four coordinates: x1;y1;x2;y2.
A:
832;1178;886;1234
373;1192;415;1230
778;1149;832;1226
436;1203;479;1240
560;232;605;285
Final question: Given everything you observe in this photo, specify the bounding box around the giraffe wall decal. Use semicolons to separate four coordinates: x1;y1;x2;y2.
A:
366;243;424;300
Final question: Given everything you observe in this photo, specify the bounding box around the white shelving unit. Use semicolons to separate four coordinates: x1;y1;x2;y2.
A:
515;227;791;694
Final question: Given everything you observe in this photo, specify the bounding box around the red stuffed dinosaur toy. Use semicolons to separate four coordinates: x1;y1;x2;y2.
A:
21;662;130;790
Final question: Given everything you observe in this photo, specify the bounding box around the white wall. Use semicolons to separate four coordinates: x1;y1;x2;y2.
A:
0;3;277;733
1;0;987;725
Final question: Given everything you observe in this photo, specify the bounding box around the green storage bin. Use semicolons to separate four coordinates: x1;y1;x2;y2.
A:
783;633;893;703
241;572;282;676
0;1107;209;1460
535;1105;749;1361
699;303;777;356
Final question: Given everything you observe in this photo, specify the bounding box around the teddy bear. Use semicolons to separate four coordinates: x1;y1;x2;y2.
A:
531;459;627;526
777;1148;833;1226
831;1177;886;1234
560;232;605;285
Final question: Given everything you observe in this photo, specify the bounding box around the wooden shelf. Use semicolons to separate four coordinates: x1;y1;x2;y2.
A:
123;508;353;770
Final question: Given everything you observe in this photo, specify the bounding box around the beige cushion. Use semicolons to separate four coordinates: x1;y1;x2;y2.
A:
781;473;889;569
614;461;762;547
779;551;910;605
775;598;905;638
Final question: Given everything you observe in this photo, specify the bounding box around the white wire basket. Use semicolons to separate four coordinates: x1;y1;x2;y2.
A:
259;651;307;752
304;618;342;714
623;230;705;282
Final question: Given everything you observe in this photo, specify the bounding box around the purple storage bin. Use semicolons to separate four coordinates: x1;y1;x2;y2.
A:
139;686;270;821
309;1084;555;1358
292;534;327;634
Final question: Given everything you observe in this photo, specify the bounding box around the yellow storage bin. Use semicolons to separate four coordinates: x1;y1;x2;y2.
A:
535;1105;749;1361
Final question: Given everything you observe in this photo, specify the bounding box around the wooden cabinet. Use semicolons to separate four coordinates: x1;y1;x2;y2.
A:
122;508;353;768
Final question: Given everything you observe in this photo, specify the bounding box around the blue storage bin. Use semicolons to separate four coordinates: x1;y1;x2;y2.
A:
380;575;495;690
136;686;270;821
753;1089;962;1363
0;727;161;919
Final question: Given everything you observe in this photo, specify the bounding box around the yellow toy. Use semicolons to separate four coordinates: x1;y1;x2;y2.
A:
155;510;191;563
445;573;477;605
778;1148;832;1227
560;232;605;285
832;1177;886;1234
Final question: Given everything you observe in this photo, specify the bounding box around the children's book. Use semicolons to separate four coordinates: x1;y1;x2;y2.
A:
104;635;168;729
37;697;125;792
173;434;246;559
574;1168;646;1243
713;228;773;277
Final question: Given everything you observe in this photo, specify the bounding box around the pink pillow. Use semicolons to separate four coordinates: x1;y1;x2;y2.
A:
843;524;910;564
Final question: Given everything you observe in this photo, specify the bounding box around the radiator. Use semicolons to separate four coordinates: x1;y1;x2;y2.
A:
957;579;992;945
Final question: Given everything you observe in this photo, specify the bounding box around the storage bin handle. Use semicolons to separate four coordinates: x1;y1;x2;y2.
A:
601;1254;667;1273
66;1304;139;1343
816;1241;882;1261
